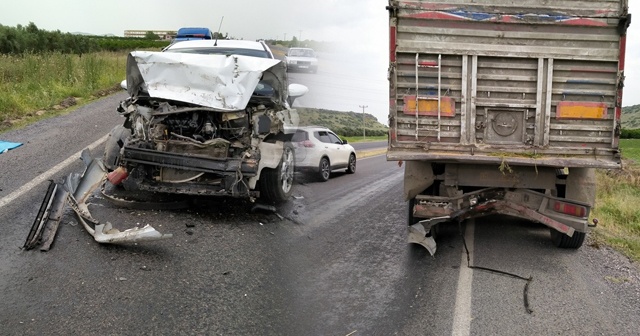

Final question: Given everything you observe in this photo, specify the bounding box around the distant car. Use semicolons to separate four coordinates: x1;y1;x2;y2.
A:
174;27;214;42
285;47;318;73
290;126;356;181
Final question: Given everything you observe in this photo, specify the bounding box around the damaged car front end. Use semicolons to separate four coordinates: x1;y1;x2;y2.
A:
26;51;305;249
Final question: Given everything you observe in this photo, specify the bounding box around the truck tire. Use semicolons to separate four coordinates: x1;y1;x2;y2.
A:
549;167;593;249
550;229;586;249
408;197;419;226
259;144;295;203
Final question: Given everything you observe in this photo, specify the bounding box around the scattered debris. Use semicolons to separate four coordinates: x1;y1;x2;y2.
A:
24;149;172;251
251;204;277;213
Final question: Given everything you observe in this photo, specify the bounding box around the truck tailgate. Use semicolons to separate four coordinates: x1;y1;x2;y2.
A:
387;0;630;168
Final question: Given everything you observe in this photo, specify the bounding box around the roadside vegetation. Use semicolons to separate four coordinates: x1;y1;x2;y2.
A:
592;139;640;262
0;22;171;133
297;107;388;138
0;52;126;131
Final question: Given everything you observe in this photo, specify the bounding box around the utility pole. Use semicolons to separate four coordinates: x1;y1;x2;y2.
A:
359;105;368;140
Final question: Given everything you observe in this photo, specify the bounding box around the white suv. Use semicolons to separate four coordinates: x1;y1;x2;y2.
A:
290;126;356;181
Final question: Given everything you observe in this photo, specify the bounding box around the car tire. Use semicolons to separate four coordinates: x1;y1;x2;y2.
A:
318;157;331;182
550;228;586;249
260;143;295;203
346;154;356;174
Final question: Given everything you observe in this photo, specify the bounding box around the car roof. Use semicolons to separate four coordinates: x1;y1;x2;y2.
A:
288;126;331;132
167;39;267;51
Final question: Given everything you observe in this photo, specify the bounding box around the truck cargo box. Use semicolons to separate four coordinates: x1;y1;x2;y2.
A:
387;0;631;169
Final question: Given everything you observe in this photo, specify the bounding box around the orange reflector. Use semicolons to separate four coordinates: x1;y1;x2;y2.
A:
403;96;455;117
553;201;587;218
556;102;607;119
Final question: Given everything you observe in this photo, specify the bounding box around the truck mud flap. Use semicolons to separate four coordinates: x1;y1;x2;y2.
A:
25;149;172;250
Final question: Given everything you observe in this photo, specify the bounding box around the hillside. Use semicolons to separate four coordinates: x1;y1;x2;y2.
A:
296;108;388;137
622;104;640;129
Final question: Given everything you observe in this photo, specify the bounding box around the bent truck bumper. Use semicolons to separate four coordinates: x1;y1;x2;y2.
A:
412;188;590;235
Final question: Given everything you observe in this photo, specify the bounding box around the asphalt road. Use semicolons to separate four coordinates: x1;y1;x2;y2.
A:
1;75;639;335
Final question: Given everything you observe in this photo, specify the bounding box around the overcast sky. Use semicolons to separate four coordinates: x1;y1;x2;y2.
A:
0;0;638;124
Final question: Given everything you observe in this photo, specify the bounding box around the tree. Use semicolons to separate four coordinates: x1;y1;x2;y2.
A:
144;31;159;40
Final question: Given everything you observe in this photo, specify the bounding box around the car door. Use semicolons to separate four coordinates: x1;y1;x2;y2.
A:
326;131;350;167
316;131;338;167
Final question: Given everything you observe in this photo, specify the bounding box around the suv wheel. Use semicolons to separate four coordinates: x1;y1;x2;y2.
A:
346;154;356;174
319;157;331;182
260;144;295;203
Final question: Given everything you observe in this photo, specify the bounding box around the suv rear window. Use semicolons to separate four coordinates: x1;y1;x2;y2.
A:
291;130;309;142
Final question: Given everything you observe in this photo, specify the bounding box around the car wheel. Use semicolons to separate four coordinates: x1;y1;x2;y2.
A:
550;228;586;248
318;157;331;182
260;143;295;203
346;154;356;174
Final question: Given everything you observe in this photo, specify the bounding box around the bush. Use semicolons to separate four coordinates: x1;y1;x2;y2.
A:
621;129;640;139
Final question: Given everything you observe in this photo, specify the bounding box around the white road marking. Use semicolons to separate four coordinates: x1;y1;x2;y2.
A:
452;219;475;336
0;134;109;208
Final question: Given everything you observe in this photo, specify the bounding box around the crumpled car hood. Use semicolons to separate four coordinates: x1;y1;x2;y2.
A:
126;51;282;110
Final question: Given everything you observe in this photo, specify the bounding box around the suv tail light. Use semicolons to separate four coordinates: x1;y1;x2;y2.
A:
301;140;315;148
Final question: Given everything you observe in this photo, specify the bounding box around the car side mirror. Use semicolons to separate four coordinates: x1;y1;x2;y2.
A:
287;83;309;106
342;139;348;144
120;79;127;90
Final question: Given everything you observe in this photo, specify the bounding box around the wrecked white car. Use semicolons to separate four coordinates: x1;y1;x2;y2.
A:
106;51;302;202
25;50;306;249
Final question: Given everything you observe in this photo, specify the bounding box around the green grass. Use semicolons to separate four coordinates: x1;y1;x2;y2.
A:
343;135;387;143
619;139;640;163
0;52;127;132
591;140;640;262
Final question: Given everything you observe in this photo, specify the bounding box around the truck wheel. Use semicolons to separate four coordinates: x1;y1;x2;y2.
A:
318;157;331;182
408;198;419;226
260;144;295;203
550;229;586;249
346;154;356;174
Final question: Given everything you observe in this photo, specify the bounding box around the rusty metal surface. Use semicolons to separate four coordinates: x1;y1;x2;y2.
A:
388;0;628;168
412;187;589;232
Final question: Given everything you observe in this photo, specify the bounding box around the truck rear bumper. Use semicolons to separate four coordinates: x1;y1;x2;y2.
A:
387;149;621;169
413;188;590;235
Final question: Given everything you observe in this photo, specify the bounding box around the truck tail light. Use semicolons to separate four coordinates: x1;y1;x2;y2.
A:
553;201;587;218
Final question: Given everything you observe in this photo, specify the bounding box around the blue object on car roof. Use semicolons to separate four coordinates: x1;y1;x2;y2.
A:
174;27;214;41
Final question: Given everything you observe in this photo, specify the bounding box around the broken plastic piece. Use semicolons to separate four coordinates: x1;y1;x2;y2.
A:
408;223;437;256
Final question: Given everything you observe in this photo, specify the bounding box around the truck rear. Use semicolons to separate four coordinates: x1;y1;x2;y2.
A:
386;0;631;253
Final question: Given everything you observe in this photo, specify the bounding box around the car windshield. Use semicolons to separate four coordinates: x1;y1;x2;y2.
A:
167;47;270;59
289;49;315;57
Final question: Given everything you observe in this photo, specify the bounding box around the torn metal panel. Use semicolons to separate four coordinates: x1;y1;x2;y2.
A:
126;51;281;110
23;181;68;251
67;150;173;244
25;149;173;250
